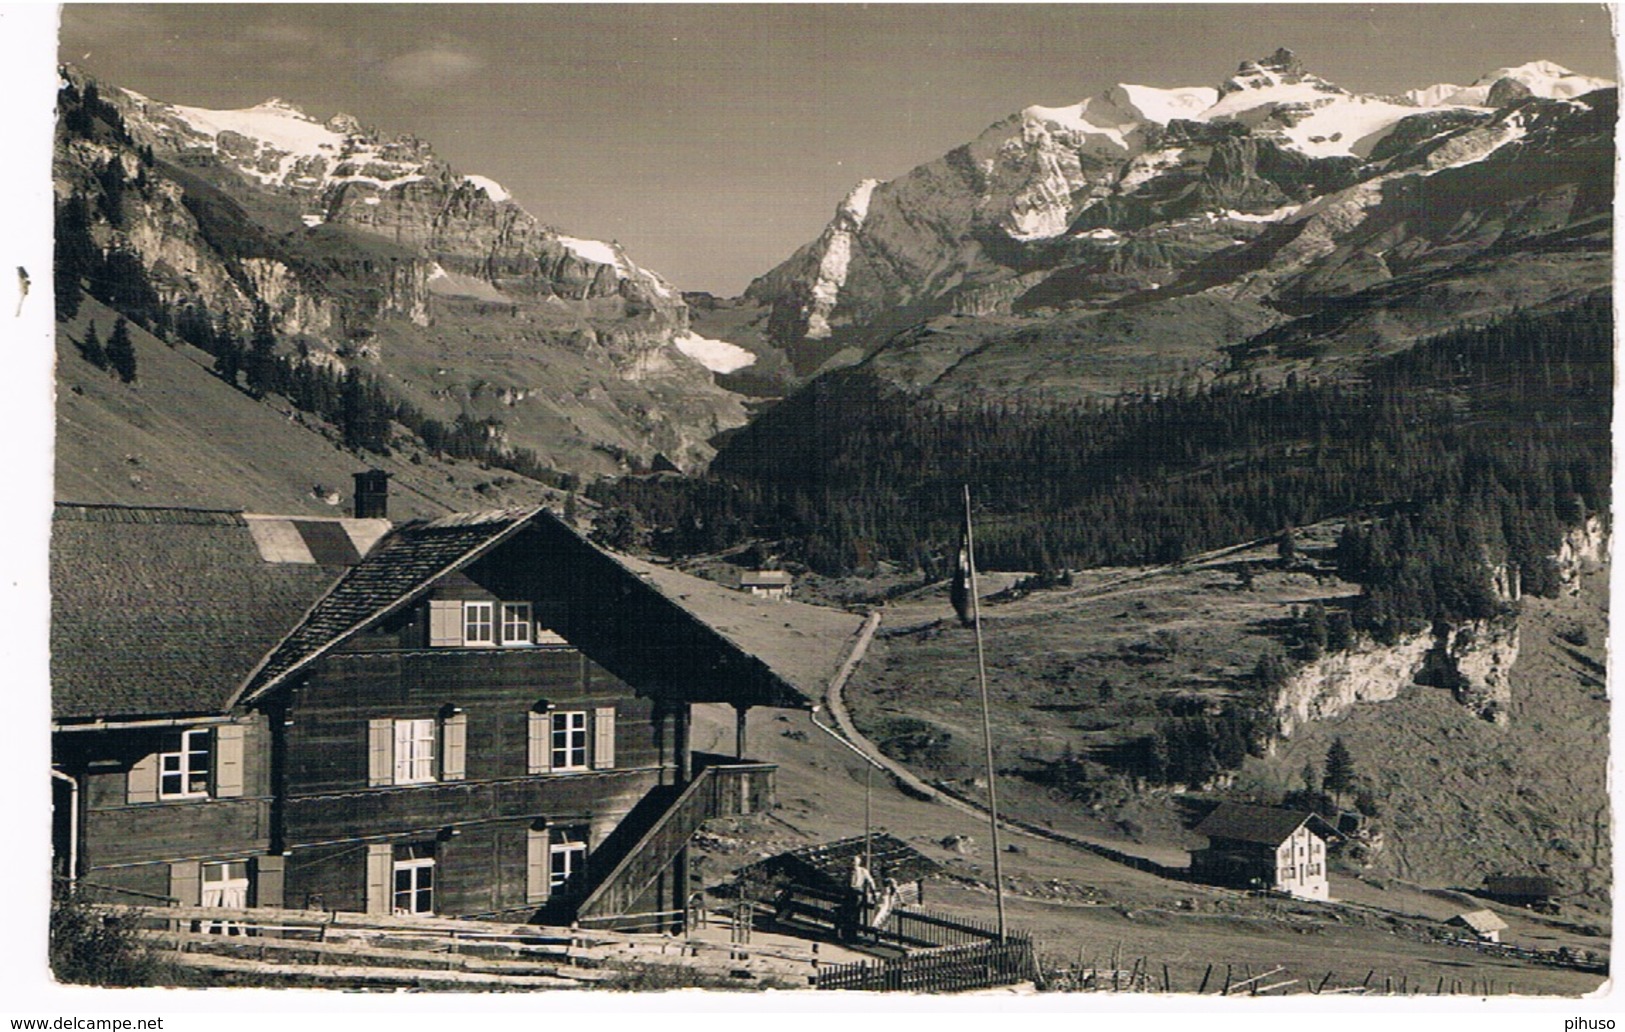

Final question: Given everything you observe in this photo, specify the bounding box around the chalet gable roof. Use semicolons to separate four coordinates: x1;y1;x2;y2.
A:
240;509;849;710
1195;802;1337;846
239;509;538;702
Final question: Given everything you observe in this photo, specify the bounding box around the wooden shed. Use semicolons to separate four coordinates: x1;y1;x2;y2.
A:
1447;909;1509;943
745;833;940;903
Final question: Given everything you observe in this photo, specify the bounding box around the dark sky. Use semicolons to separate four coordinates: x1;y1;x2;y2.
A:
57;4;1618;294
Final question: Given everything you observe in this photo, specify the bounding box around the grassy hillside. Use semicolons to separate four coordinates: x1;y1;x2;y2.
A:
56;298;564;517
688;660;1608;994
839;523;1610;916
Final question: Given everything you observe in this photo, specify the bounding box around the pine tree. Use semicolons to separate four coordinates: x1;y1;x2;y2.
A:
214;322;243;387
1278;524;1299;563
1323;737;1356;801
53;192;99;322
106;317;136;383
246;302;278;397
78;320;107;369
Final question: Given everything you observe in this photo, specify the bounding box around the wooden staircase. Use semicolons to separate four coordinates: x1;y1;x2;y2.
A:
574;762;774;928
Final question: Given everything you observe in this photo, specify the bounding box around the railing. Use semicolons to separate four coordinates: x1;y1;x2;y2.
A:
574;763;774;926
816;937;1037;992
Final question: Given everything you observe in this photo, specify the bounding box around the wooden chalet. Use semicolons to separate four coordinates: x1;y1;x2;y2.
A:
1482;874;1559;910
52;479;858;933
1189;802;1337;900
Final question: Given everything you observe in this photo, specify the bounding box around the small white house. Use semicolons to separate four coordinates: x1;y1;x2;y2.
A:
736;569;793;600
1190;802;1337;901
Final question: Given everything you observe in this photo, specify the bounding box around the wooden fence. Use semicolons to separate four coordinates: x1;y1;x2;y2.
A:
879;907;1008;948
81;902;822;988
816;938;1037;992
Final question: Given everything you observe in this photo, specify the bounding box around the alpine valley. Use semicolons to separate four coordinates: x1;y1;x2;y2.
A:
49;42;1618;979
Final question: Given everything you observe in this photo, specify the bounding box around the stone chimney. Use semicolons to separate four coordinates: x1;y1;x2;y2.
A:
353;469;390;520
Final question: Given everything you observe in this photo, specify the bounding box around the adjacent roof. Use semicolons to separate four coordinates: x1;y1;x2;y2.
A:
1195;802;1338;846
743;833;941;889
51;504;348;721
1448;909;1509;934
618;554;860;706
241;509;536;700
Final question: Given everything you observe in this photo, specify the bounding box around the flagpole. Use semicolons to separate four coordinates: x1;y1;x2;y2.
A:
963;484;1006;939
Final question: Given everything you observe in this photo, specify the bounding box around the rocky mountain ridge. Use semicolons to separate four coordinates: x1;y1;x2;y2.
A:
57;68;752;479
744;50;1613;388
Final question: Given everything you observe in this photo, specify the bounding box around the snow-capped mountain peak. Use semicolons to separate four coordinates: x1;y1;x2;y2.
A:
1404;60;1613;109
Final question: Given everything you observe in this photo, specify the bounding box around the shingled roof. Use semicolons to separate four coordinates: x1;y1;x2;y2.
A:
742;833;941;891
241;509;849;710
51;504;346;721
1195;802;1338;846
240;509;536;701
1448;909;1509;935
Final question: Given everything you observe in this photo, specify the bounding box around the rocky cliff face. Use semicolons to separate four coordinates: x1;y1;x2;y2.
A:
1274;614;1520;736
59;68;743;476
1553;515;1609;594
745;50;1613;386
1274;629;1434;736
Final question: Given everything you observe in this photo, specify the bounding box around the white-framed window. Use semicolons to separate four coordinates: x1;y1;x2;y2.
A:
392;843;435;915
394;718;436;784
201;860;251;908
463;601;495;646
551;711;588;771
159;729;212;799
549;827;587;896
501;602;533;645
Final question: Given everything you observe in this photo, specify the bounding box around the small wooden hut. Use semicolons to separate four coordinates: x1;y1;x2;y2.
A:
1447;909;1509;943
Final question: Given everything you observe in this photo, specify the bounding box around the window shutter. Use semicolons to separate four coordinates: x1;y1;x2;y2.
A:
526;827;550;903
168;859;201;906
365;843;392;916
592;707;615;769
441;711;467;781
428;599;462;647
213;724;245;798
127;751;158;805
255;854;285;908
528;711;550;774
368;719;394;787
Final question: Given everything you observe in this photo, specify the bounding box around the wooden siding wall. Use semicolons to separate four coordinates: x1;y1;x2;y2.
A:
57;716;273;870
282;769;659;845
278;645;680;919
283;650;670;794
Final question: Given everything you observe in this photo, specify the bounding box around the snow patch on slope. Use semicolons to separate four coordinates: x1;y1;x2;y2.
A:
805;178;883;338
463;174;510;201
1112;84;1219;125
169;98;345;160
673;332;757;374
557;236;621;268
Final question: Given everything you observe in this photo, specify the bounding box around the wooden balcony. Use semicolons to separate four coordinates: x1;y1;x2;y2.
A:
574;762;774;927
